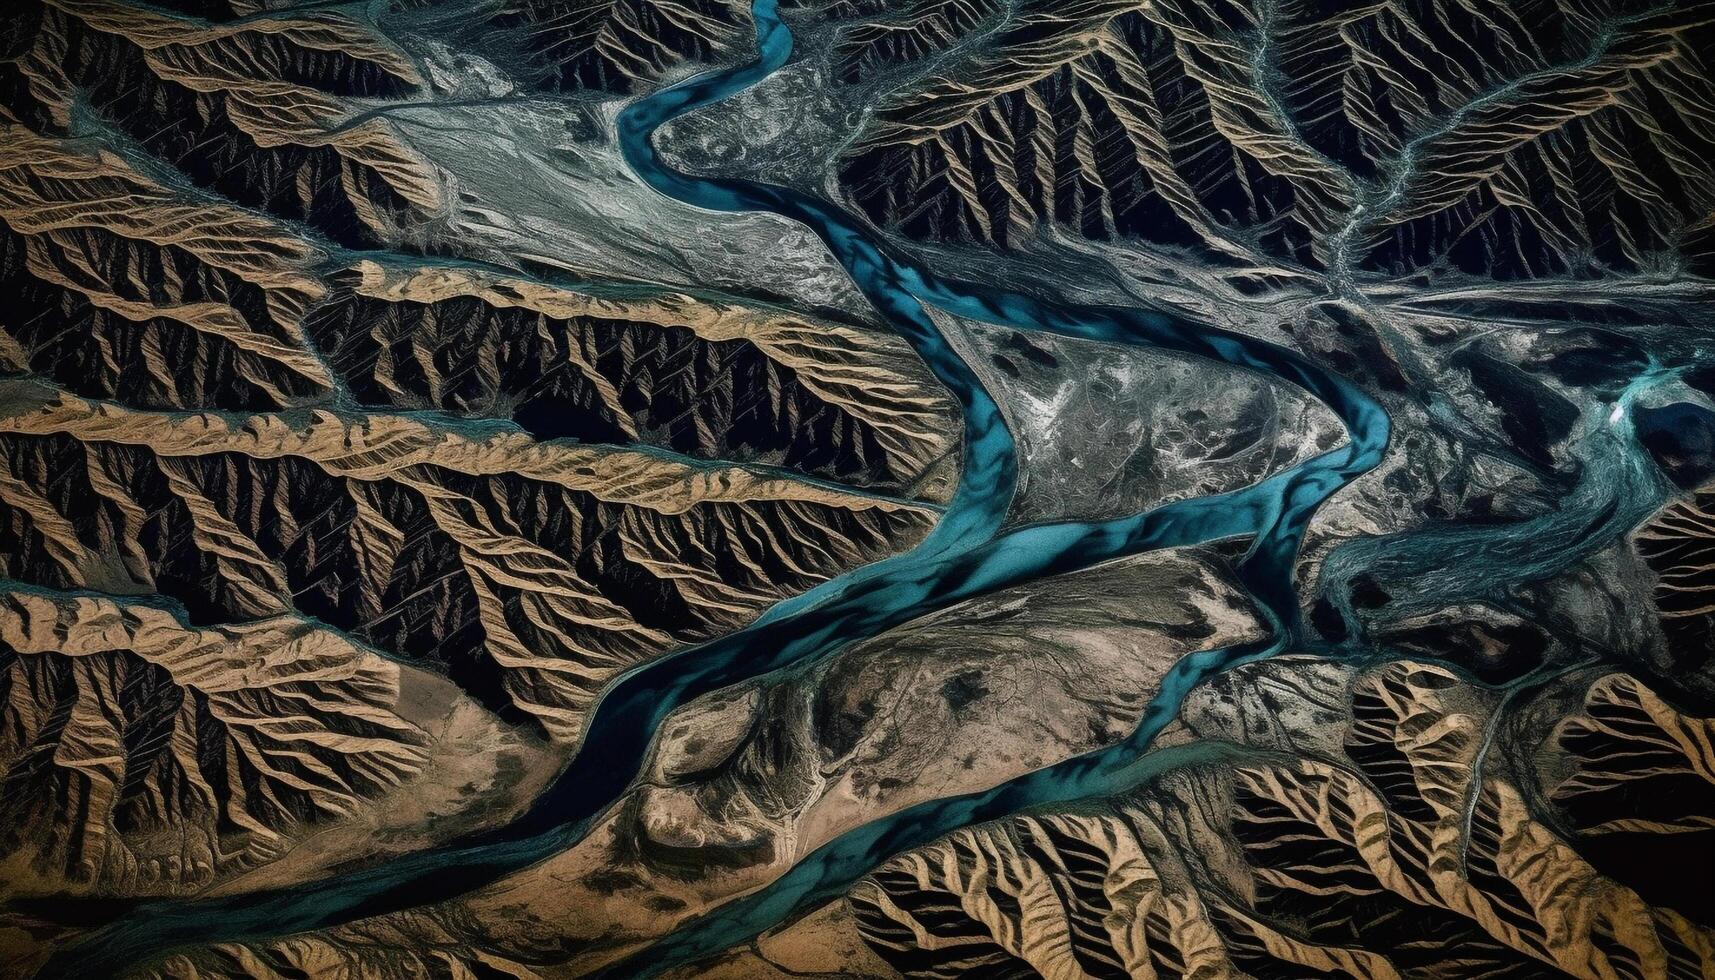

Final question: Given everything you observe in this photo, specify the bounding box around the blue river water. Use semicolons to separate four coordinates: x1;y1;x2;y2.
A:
35;1;1388;975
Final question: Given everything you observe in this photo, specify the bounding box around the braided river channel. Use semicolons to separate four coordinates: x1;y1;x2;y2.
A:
40;0;1395;974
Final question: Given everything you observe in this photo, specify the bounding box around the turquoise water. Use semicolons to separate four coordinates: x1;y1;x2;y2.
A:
596;2;1387;972
35;1;1389;975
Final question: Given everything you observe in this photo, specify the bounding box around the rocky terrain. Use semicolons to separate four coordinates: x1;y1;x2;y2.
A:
1;0;1712;977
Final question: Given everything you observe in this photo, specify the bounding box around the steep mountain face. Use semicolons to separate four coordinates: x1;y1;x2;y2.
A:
494;0;748;93
842;662;1715;980
1636;484;1715;675
0;589;552;898
831;0;1715;280
0;0;955;919
3;0;1714;977
73;547;1270;976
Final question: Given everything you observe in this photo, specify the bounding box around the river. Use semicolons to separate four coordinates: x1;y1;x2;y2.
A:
34;1;1390;975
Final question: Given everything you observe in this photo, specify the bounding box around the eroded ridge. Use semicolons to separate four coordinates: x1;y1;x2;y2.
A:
834;0;1715;280
843;663;1715;979
0;589;433;896
0;0;963;935
5;0;1715;976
